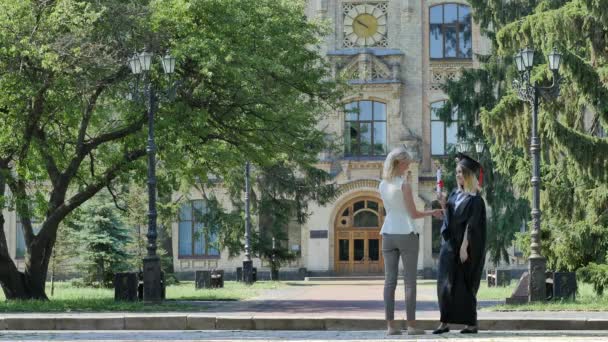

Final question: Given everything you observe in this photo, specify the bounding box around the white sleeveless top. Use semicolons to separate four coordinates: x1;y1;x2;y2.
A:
379;177;417;235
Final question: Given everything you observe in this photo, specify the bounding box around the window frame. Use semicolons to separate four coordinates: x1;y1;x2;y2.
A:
178;200;220;259
429;3;473;60
430;100;461;156
344;100;388;157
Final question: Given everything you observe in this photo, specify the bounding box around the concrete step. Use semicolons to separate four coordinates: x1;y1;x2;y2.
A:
2;315;607;331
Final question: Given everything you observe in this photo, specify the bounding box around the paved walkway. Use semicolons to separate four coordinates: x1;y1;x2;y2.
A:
179;280;606;320
2;330;608;341
1;280;607;332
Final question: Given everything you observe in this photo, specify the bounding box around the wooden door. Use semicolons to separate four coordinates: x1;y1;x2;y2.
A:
334;197;385;274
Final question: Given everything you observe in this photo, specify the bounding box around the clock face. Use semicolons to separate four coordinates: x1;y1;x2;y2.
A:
343;3;387;47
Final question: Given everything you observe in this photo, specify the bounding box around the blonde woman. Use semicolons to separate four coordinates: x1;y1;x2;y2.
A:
434;153;487;334
379;147;443;335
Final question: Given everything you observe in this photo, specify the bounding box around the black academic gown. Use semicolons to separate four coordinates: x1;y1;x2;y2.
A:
437;190;487;326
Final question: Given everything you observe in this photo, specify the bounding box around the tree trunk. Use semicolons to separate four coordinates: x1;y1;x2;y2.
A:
0;226;56;300
0;266;49;300
50;249;56;297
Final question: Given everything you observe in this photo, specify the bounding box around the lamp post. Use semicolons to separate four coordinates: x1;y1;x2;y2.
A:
242;161;254;284
475;141;485;155
512;47;562;302
128;50;176;303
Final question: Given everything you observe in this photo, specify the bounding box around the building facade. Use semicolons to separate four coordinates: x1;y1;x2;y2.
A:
171;0;492;278
1;1;492;278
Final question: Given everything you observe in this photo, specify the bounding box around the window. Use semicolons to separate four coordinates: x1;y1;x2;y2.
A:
16;217;41;259
352;200;380;228
431;101;459;155
430;4;472;59
344;100;387;157
178;200;220;258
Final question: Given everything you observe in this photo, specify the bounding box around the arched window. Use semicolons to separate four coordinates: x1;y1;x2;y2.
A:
431;100;460;155
430;3;472;59
347;199;380;228
344;100;387;157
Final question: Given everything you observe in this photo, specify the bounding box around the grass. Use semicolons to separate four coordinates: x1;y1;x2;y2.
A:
476;282;517;301
489;282;608;311
0;280;284;313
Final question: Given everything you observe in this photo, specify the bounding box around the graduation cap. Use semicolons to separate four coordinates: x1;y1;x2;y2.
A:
456;152;484;187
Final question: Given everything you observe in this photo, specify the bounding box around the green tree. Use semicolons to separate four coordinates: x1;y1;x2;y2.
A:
437;57;530;266
49;222;78;296
70;192;131;287
452;1;608;288
252;162;336;269
0;0;339;299
123;181;177;282
193;161;337;270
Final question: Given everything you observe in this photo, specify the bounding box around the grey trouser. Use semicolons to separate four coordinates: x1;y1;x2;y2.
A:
382;233;419;321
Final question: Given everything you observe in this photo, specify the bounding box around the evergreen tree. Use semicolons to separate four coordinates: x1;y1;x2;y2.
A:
70;192;131;287
123;181;177;283
445;1;608;291
49;222;78;296
192;160;337;270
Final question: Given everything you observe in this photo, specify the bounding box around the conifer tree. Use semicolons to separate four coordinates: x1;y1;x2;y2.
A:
444;0;608;290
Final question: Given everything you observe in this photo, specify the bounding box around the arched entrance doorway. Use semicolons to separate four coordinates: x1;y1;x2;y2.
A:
334;196;385;274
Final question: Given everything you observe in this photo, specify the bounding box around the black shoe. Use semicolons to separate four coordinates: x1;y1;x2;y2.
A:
432;326;450;334
460;327;478;334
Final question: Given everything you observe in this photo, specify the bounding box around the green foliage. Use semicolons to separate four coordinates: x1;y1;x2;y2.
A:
69;192;132;287
465;0;608;290
0;0;339;299
438;56;529;266
196;161;337;265
578;263;608;296
122;181;177;281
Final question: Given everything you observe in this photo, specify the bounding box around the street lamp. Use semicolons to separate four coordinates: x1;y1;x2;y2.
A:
475;141;485;154
456;140;471;154
128;50;176;303
512;47;562;302
243;161;254;284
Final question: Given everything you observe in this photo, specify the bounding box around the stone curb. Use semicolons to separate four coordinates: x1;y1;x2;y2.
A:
1;316;607;330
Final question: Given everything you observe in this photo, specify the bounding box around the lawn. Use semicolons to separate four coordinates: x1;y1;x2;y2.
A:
420;280;608;310
0;280;284;313
476;282;517;301
489;282;608;311
415;280;515;301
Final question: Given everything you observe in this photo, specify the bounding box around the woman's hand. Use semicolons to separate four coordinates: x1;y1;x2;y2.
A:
431;208;444;219
459;242;468;263
436;191;447;209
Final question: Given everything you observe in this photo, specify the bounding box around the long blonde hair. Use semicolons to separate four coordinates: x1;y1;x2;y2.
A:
382;147;412;180
458;164;479;193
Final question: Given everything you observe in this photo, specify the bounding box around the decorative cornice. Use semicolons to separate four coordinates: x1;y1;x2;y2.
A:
328;48;404;57
340;159;384;170
429;60;474;68
334;179;381;199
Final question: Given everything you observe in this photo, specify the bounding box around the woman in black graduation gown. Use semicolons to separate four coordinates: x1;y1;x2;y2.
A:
433;153;486;334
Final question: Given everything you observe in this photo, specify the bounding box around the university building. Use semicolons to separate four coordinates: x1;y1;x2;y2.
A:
3;1;501;279
171;0;492;278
